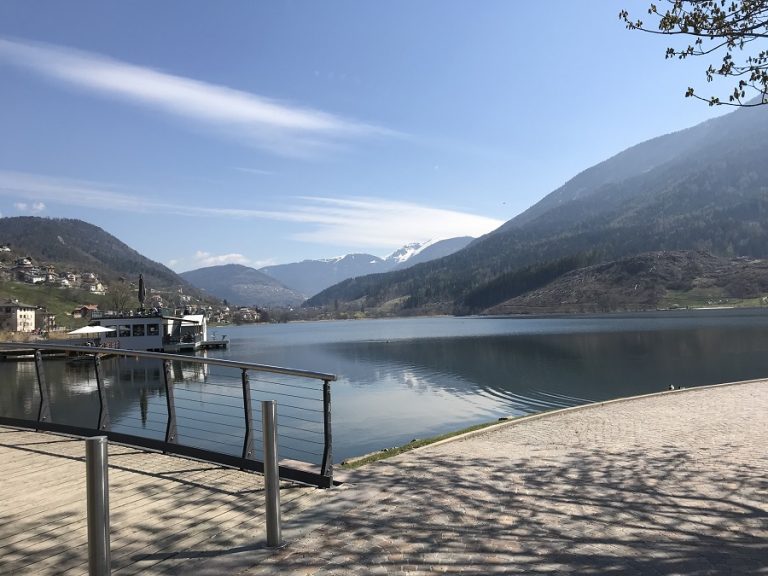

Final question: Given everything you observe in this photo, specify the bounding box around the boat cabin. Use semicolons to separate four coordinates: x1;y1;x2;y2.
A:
91;313;207;352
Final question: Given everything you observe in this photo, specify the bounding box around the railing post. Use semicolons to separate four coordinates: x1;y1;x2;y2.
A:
86;436;111;576
34;350;51;427
262;400;282;547
320;379;333;488
241;370;254;460
162;360;177;444
93;356;110;431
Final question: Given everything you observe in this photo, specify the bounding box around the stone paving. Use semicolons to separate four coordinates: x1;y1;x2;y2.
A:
244;380;768;575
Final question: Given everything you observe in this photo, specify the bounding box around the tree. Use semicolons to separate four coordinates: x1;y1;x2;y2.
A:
107;281;133;313
621;1;768;106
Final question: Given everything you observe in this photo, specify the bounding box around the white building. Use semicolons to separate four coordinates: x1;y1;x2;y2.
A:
0;300;37;333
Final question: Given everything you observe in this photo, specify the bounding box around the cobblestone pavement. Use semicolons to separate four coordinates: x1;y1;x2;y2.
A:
244;381;768;575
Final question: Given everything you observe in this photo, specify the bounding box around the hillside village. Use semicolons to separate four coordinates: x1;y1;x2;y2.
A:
1;247;108;294
0;247;272;334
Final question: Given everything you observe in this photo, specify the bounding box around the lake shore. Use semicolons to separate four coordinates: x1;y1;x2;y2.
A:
246;378;768;575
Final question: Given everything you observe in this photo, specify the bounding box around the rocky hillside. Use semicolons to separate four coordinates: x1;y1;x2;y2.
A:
486;251;768;315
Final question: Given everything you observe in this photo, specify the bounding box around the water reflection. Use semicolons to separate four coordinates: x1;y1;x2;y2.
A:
210;313;768;458
4;312;768;461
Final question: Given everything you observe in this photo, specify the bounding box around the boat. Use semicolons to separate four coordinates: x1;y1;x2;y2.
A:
86;311;209;353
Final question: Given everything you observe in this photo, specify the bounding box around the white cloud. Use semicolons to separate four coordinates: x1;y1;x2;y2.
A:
1;171;150;213
193;251;251;267
0;170;504;251
169;252;278;272
0;37;397;157
277;197;504;248
13;200;46;213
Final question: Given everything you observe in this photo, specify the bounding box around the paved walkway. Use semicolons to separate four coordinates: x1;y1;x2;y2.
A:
247;380;768;575
0;430;322;575
2;380;766;575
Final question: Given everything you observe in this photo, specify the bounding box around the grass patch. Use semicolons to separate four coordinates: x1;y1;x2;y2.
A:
661;289;768;310
340;419;510;469
0;281;101;329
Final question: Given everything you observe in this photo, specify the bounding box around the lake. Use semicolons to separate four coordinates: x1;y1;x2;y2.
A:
3;308;768;462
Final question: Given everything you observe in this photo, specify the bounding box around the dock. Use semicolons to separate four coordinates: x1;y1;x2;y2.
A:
199;336;229;350
0;348;66;361
0;428;335;575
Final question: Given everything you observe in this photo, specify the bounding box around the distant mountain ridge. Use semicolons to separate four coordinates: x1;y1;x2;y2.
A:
305;104;768;314
179;264;304;307
260;253;387;298
259;237;473;297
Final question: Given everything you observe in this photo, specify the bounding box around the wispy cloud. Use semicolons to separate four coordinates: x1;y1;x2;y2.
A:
0;170;150;211
0;37;396;157
170;251;278;272
193;251;251;267
0;170;504;250
13;200;46;213
284;197;503;247
234;167;276;176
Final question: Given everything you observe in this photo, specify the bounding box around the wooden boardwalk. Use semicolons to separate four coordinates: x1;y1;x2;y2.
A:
0;427;325;575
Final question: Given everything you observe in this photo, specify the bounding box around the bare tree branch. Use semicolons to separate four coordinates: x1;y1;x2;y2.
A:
621;0;768;105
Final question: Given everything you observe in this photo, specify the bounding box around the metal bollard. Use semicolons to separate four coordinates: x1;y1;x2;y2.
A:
86;436;111;576
262;400;282;547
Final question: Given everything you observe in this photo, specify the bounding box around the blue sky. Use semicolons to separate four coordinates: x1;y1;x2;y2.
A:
0;1;729;272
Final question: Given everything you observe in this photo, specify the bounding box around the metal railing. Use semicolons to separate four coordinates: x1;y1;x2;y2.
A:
0;342;337;488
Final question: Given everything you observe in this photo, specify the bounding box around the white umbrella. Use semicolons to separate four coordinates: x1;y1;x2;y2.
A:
68;326;117;335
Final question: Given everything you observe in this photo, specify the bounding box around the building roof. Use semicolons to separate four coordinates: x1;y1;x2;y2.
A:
3;299;36;310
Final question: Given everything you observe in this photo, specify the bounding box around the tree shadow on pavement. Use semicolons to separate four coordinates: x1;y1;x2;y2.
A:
248;442;768;575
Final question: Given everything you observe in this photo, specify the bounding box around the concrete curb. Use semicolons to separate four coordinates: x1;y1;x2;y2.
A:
393;376;768;456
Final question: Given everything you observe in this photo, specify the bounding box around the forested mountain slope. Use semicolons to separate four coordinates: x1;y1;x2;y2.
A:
180;264;305;307
0;216;189;290
306;105;768;314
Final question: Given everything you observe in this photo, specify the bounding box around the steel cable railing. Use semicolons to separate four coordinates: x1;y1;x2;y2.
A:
0;342;337;488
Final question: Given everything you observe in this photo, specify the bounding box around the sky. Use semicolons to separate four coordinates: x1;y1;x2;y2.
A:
0;1;731;272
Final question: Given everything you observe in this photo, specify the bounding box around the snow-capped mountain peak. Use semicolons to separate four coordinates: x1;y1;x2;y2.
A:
385;240;437;264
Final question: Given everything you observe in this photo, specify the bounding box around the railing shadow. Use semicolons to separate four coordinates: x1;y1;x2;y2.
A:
0;429;320;575
248;437;767;574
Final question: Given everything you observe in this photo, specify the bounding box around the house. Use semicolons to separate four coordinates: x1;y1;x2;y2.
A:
36;311;56;333
87;282;106;295
72;304;99;320
81;272;106;295
18;269;45;284
0;300;37;333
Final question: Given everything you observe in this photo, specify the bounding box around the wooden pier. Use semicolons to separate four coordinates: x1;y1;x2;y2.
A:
0;427;325;575
199;337;230;350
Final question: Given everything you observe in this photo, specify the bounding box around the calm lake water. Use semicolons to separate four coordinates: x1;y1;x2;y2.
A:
4;309;768;462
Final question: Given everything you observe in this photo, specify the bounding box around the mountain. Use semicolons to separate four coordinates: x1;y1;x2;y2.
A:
260;254;387;298
389;237;474;270
0;216;190;291
486;251;768;314
305;104;768;314
260;237;473;297
180;264;305;307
